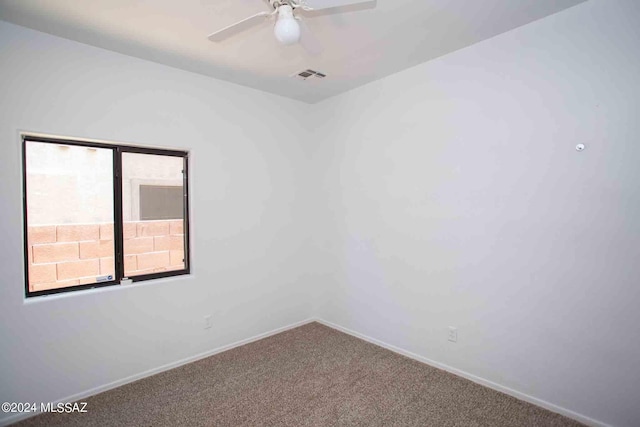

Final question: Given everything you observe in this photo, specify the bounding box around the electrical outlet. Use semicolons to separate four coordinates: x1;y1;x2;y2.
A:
204;315;212;330
448;326;458;343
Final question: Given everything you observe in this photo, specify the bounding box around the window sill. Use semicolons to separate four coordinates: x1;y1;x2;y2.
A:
23;273;195;304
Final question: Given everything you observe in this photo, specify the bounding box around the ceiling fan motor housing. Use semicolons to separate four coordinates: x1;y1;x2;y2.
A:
270;0;309;11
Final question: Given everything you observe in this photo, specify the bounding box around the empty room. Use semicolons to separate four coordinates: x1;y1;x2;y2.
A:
0;0;638;426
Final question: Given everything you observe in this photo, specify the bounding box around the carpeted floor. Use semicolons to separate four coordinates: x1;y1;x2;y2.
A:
15;322;583;426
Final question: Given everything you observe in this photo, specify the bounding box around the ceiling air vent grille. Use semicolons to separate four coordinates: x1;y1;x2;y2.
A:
293;69;327;81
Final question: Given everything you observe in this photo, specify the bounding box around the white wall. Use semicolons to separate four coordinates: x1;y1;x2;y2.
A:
2;1;639;426
309;1;640;426
0;20;313;425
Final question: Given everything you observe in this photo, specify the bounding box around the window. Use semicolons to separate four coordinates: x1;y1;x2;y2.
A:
22;135;190;297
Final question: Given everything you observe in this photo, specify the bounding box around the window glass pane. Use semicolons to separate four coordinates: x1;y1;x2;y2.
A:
122;153;185;277
25;141;115;293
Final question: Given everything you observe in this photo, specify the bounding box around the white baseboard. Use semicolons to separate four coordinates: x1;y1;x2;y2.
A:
314;318;610;427
0;318;315;427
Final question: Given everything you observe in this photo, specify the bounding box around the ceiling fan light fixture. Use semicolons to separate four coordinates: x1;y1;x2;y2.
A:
273;5;300;45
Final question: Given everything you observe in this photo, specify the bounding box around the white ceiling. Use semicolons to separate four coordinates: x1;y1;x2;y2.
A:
0;0;586;104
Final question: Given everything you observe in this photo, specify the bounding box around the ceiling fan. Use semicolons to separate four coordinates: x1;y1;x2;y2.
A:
207;0;377;50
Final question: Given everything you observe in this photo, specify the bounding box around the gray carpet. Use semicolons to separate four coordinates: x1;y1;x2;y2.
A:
15;322;583;426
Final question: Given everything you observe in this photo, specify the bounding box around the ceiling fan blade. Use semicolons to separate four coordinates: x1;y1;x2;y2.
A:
298;19;323;56
207;11;271;42
298;0;377;11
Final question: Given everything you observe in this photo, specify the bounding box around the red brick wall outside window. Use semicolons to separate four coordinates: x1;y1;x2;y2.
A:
27;220;185;292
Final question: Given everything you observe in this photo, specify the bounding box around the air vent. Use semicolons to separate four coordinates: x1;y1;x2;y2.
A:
293;69;327;81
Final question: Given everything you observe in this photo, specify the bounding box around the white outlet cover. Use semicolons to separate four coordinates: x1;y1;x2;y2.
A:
448;326;458;343
204;315;213;329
